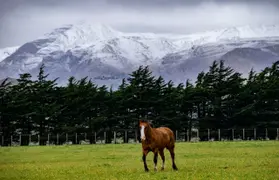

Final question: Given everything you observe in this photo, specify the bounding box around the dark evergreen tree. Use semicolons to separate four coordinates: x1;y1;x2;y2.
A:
10;73;35;145
199;60;245;128
30;64;59;145
0;78;14;146
126;65;156;125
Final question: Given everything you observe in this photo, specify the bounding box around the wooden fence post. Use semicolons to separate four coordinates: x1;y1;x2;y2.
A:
196;129;199;141
135;130;138;143
29;134;31;145
265;128;268;140
218;129;221;141
125;130;127;143
10;135;12;146
47;134;50;145
254;128;257;140
232;129;234;141
75;133;78;144
94;132;97;144
19;134;22;145
176;130;178;141
104;132;106;144
56;134;59;145
187;129;189;142
66;133;68;143
114;131;116;144
242;129;245;140
277;128;279;140
207;129;210;141
1;136;4;146
38;135;40;145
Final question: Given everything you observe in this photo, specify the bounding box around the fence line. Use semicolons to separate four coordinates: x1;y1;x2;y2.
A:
1;128;279;147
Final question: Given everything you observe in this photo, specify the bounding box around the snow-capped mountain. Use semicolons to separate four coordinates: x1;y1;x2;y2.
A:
1;22;279;88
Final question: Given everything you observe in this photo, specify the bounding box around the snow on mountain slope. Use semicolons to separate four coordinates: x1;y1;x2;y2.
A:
1;23;279;87
156;38;279;83
0;46;19;62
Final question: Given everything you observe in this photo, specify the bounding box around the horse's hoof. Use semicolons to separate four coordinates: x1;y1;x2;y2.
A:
154;168;158;172
145;169;149;172
161;167;164;171
173;165;178;171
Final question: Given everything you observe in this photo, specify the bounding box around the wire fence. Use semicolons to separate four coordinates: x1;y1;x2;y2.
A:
1;128;279;147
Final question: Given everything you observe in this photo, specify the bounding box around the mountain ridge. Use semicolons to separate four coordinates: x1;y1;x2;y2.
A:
1;23;279;88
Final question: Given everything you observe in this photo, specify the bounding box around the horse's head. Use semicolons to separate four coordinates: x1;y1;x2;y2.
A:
139;120;152;141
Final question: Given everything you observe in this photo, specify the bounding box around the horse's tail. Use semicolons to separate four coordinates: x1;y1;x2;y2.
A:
169;130;176;148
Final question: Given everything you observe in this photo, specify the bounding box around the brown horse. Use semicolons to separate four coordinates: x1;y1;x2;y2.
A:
139;119;178;172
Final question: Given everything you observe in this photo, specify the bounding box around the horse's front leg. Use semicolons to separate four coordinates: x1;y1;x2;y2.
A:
142;149;150;172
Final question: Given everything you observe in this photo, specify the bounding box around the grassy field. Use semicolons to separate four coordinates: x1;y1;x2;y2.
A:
0;141;279;180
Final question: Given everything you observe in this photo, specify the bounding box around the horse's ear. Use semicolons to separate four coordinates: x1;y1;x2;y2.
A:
148;120;154;127
139;119;145;123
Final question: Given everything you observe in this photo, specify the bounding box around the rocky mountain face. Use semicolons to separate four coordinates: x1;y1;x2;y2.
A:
1;23;279;88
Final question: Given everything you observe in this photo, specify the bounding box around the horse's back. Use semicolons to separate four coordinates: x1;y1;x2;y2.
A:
155;127;176;148
157;127;174;137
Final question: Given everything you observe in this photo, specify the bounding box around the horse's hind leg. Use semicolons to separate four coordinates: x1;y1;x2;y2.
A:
159;149;165;170
153;150;158;171
168;147;178;171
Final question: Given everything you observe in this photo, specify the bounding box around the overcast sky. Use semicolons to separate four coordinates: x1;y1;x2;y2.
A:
1;0;279;48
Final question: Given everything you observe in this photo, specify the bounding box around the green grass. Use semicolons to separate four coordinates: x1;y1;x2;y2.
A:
0;141;279;180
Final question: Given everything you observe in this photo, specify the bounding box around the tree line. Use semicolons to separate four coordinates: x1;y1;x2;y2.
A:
0;60;279;145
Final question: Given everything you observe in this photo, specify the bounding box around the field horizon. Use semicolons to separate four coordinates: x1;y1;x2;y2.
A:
1;141;279;180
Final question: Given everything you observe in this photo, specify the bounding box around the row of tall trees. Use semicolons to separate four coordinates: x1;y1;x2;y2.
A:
1;60;279;145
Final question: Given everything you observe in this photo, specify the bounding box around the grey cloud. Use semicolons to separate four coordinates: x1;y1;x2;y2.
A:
5;0;279;9
108;0;279;8
0;0;279;48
